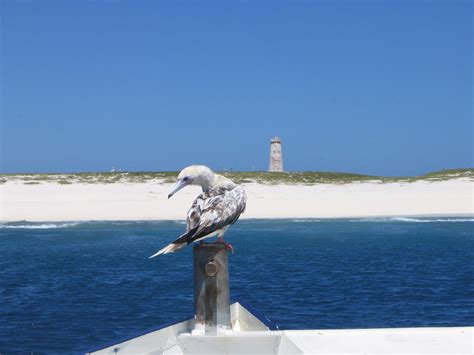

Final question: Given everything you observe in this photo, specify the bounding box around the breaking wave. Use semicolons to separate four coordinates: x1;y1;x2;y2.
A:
0;222;81;229
351;217;474;223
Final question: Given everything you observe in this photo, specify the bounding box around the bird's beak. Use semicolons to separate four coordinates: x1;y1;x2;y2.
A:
168;179;188;199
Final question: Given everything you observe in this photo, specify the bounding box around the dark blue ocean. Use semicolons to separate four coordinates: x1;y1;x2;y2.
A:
1;218;473;353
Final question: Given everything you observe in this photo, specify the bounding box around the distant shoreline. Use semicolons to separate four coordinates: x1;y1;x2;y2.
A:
1;168;473;185
1;215;473;225
1;176;472;222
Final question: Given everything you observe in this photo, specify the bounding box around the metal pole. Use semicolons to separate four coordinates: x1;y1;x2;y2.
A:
193;243;231;334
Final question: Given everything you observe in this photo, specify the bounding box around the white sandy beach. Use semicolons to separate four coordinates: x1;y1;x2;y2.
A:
0;178;472;222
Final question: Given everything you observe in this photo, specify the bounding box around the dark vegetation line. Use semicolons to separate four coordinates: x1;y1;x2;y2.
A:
0;169;472;185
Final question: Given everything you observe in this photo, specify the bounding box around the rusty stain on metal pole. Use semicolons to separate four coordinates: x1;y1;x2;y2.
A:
193;243;231;334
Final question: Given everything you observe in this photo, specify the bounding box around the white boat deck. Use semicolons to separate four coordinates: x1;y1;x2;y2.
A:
89;302;474;354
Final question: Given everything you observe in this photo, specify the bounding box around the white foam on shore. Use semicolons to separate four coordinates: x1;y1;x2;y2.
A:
393;217;474;223
0;222;81;229
350;217;474;223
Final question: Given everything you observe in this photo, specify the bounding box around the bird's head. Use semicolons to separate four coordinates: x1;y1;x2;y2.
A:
168;165;215;198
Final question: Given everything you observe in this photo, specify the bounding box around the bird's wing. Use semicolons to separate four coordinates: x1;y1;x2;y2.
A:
186;185;246;242
186;193;207;232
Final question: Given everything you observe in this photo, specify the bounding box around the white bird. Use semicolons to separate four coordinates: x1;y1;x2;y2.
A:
149;165;247;258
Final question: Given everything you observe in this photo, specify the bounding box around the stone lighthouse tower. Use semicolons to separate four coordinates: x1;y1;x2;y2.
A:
269;137;284;172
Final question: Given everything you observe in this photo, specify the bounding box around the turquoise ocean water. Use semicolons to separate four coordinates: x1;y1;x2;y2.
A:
1;218;473;353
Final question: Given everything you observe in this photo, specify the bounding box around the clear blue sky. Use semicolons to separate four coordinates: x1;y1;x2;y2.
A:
1;0;472;176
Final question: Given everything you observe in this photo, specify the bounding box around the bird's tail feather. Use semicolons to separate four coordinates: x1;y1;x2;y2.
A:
149;242;186;258
149;229;195;258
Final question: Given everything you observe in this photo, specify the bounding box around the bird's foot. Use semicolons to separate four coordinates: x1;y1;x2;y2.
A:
224;242;234;253
217;237;234;253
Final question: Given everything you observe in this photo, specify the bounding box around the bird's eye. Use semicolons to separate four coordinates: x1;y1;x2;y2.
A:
183;177;189;182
